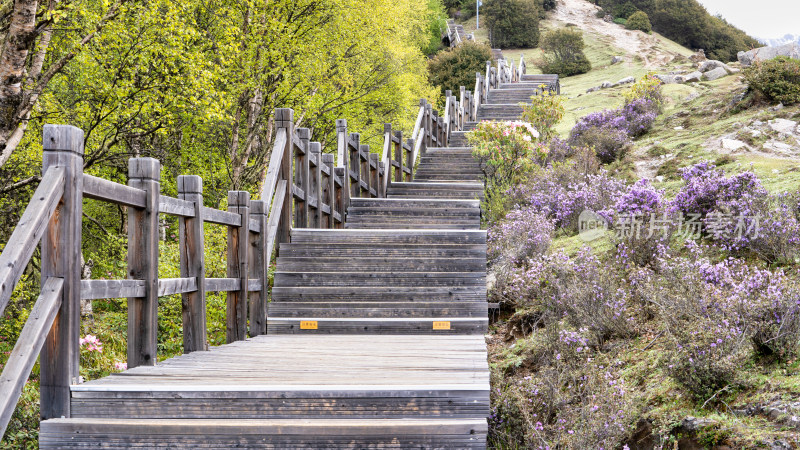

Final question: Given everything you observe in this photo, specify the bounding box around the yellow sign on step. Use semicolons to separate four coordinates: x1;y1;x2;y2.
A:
300;321;318;330
433;321;451;330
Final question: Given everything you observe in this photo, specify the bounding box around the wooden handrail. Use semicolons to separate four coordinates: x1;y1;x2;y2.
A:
0;166;64;316
0;277;63;437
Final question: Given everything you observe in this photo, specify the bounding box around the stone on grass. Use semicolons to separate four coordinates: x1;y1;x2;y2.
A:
698;60;725;72
721;139;747;151
703;67;728;81
613;76;635;86
768;118;798;134
611;55;623;65
683;71;702;83
601;81;613;89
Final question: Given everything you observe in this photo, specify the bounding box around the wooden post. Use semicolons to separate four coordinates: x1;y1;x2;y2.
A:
369;153;379;198
249;200;267;336
227;191;250;343
127;158;160;368
334;167;346;228
425;103;433;148
394;130;403;182
178;175;207;352
40;125;83;420
378;161;386;198
295;128;310;228
322;154;335;228
309;142;322;228
405;138;414;181
336;119;347;168
360;145;370;198
274;109;293;249
349;133;360;199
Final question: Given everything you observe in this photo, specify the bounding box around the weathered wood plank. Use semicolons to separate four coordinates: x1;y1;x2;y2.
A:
83;174;146;208
178;175;207;353
206;278;241;292
295;128;310;228
202;207;241;227
248;200;267;336
275;109;293;252
227;191;250;343
0;277;62;437
81;280;146;300
39;124;83;420
157;278;198;296
159;196;196;217
127;158;160;368
265;180;286;267
0;166;64;317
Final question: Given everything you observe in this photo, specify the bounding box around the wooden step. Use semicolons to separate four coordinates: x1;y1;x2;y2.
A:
271;286;486;302
278;244;487;258
267;317;489;334
273;271;485;287
276;256;485;272
289;229;486;245
41;418;488;448
269;302;488;318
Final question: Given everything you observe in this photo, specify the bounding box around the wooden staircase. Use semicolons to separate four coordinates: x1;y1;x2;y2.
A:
0;49;556;448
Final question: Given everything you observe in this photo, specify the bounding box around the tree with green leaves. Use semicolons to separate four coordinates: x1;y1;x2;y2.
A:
537;28;592;77
481;0;541;49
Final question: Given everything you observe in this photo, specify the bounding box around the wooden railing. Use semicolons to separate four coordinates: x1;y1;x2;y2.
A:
0;85;479;435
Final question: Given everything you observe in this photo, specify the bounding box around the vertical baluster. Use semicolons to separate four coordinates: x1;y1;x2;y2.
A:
178;175;207;352
369;153;379;198
274;109;293;249
227;191;250;343
349;133;360;199
40;125;83;420
295;128;310;228
360;144;370;198
322;154;335;228
334;167;346;228
309;142;322;228
394;130;403;183
249;200;267;336
127;158;160;368
405;138;414;181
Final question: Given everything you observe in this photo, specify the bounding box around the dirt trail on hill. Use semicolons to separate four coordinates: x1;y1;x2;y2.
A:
552;0;679;67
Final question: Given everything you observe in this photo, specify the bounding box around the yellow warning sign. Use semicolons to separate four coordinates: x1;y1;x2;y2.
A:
300;321;318;330
433;321;451;330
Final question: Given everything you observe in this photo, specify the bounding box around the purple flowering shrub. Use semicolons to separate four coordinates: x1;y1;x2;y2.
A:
490;323;639;448
605;180;673;267
643;243;800;399
488;208;555;267
672;162;800;263
508;162;627;233
568;76;661;164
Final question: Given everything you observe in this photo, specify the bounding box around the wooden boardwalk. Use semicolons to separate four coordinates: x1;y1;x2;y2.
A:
0;55;550;448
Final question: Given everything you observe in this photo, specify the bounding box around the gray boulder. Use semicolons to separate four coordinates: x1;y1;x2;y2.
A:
738;43;800;67
703;67;728;81
601;81;613;89
683;71;702;83
611;55;624;65
655;74;677;84
698;60;725;72
613;76;635;86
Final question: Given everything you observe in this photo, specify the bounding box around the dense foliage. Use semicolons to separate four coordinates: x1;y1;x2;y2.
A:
481;0;541;49
595;0;760;61
744;56;800;105
520;91;565;141
625;10;652;33
428;42;493;97
537;28;592;77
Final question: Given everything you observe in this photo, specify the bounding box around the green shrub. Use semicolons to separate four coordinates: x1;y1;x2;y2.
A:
744;56;800;105
612;1;639;19
613;17;627;26
537;28;592;77
520;90;565;141
539;0;557;11
427;41;493;97
482;0;541;48
595;8;606;18
625;10;651;33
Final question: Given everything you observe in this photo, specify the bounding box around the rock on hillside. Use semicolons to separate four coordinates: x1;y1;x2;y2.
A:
738;43;800;66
